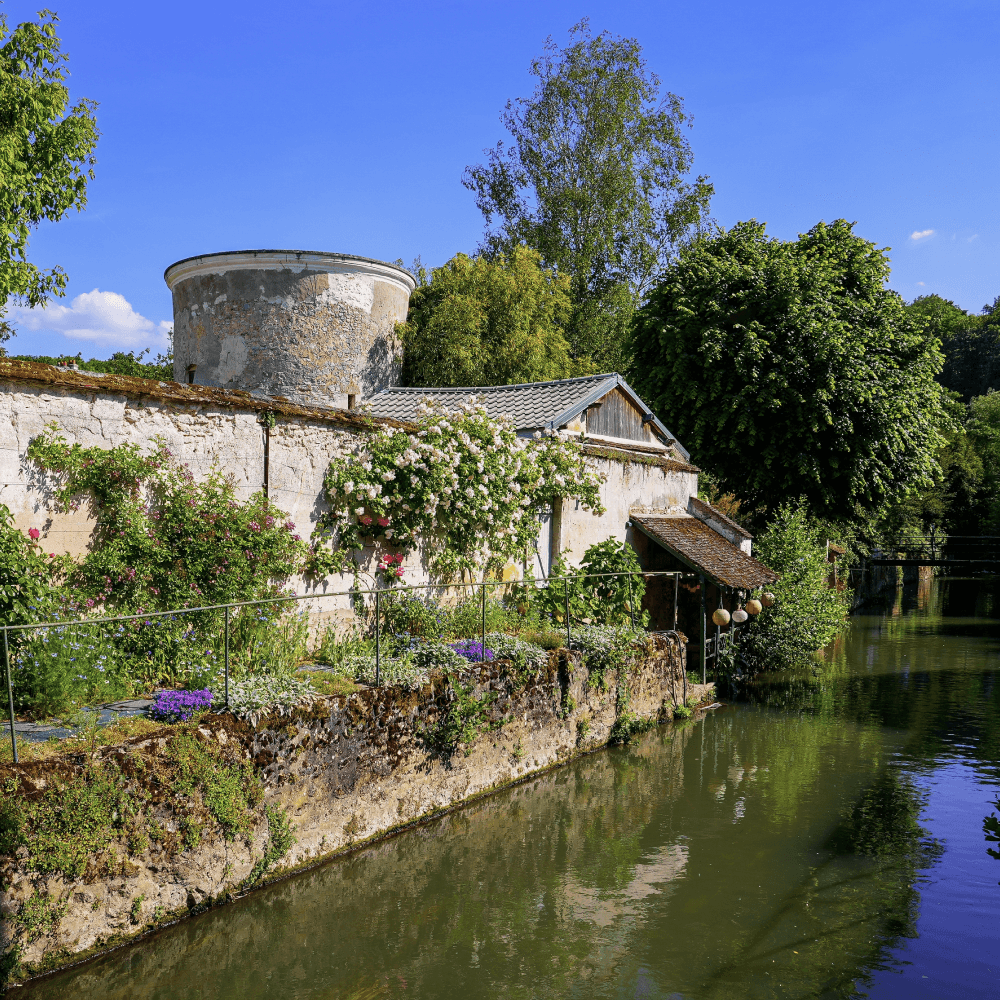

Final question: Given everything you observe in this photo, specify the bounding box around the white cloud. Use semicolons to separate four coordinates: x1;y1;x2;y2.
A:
7;289;171;352
917;281;925;286
969;234;979;242
910;229;934;241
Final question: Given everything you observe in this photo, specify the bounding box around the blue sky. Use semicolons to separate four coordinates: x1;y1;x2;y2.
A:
4;0;998;359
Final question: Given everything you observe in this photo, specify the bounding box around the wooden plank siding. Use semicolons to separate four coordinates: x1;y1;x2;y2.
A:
585;389;660;445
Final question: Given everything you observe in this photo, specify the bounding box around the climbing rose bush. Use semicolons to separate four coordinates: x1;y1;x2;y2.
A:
312;399;605;579
27;426;307;611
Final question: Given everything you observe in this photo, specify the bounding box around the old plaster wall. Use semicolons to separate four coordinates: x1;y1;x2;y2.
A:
2;371;700;608
166;252;414;407
554;450;698;568
0;643;702;983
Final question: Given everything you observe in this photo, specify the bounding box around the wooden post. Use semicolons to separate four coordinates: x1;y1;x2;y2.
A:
700;574;707;685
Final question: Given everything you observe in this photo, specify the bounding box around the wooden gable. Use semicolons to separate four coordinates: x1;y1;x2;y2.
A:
584;388;662;446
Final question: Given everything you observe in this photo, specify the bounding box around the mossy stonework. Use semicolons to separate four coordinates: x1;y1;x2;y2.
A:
0;639;701;986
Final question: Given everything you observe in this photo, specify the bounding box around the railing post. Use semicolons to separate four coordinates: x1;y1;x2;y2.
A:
564;576;571;649
224;605;230;710
626;573;635;629
700;573;707;685
2;628;16;764
481;578;487;661
375;589;381;687
673;573;679;631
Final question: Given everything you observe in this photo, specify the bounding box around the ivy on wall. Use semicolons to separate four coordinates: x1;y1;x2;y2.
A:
311;400;606;580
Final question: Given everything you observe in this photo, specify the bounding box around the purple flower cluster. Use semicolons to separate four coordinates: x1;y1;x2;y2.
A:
149;688;213;723
450;640;495;663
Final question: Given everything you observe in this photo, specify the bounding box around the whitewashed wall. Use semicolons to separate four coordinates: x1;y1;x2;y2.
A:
1;375;699;639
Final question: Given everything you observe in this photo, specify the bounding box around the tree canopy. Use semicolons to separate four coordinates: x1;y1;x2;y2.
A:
907;294;1000;402
399;247;585;388
629;219;947;523
463;19;712;372
0;10;98;348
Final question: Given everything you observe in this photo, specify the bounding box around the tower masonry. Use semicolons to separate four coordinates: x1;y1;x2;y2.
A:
164;250;415;407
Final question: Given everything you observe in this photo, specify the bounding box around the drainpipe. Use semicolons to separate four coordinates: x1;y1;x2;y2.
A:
259;411;275;498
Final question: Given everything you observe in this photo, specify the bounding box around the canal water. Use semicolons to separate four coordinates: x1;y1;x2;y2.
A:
16;577;1000;999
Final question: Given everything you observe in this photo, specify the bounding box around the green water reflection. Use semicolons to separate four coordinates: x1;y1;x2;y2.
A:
17;577;1000;999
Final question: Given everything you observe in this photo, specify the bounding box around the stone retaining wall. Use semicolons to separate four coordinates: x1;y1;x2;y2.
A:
0;638;700;986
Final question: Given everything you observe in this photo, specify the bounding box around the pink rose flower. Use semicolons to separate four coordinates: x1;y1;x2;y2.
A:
359;514;373;526
377;516;390;527
28;528;40;540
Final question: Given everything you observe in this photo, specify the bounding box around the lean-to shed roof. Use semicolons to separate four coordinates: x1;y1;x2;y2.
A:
631;514;778;591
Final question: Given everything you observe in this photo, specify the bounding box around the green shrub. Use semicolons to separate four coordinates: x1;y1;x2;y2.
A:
535;538;648;628
738;501;852;673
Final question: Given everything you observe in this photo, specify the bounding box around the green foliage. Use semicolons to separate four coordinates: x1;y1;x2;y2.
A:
400;248;585;387
11;348;174;381
463;19;712;370
535;539;647;628
420;675;501;756
315;400;604;580
170;732;262;841
672;704;692;720
0;502;59;654
738;502;852;673
0;11;99;346
910;293;1000;402
27;426;306;611
224;675;317;727
631;220;948;523
243;804;295;887
13;891;68;943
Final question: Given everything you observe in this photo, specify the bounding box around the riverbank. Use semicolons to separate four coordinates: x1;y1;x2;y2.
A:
0;636;707;987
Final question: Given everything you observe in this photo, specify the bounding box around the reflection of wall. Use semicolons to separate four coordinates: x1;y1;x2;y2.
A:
7;640;702;981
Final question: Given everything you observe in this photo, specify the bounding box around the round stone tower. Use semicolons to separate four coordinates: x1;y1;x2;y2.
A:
164;250;415;407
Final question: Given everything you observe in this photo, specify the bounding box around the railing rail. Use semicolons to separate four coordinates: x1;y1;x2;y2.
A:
0;568;697;763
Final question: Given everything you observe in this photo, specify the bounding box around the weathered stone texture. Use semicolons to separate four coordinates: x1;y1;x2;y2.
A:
166;253;414;407
0;642;703;983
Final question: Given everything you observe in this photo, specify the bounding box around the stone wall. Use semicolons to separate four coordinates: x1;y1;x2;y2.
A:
0;362;700;623
0;639;702;985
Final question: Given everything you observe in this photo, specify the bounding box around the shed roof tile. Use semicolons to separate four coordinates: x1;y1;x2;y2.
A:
631;515;778;590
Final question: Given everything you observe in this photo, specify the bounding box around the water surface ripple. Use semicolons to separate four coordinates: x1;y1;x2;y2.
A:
17;577;1000;998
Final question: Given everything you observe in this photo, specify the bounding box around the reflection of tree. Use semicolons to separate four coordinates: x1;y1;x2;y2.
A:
697;769;942;999
986;797;1000;877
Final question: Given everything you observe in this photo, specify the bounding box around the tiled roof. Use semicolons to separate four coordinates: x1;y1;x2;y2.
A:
366;373;690;460
367;373;617;427
631;515;778;591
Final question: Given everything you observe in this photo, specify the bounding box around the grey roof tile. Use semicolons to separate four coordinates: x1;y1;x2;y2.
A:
366;373;690;459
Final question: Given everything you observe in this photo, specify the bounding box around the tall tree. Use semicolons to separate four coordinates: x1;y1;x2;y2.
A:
917;294;1000;402
399;247;582;388
463;19;712;372
0;11;98;349
630;220;947;524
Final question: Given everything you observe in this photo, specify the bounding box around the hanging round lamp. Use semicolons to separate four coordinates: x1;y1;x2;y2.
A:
712;608;730;626
746;598;763;616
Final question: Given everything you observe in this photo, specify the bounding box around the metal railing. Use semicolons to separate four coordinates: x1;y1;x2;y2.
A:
0;569;697;763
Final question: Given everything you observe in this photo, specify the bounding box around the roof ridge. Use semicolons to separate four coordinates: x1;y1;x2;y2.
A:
370;373;619;395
